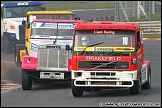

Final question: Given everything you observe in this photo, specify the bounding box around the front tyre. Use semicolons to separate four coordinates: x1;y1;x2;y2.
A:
15;46;21;67
142;68;151;89
130;74;142;94
71;80;84;97
3;36;12;54
21;69;33;90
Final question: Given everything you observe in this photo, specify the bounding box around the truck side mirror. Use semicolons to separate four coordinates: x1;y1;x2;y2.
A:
65;44;72;50
74;16;80;20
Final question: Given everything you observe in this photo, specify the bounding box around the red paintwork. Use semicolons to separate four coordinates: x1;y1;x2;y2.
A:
22;55;37;70
10;25;15;29
144;60;151;69
72;21;151;79
74;21;140;30
68;58;72;71
72;56;138;71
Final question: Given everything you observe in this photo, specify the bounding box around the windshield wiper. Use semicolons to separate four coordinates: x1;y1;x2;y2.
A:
107;49;114;55
80;42;104;55
92;61;116;69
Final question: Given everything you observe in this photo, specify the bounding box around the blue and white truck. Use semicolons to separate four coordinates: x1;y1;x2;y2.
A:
1;1;46;53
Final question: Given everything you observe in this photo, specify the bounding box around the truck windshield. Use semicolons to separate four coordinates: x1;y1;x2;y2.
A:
29;14;74;23
31;22;75;38
31;28;74;37
74;30;135;48
4;5;42;18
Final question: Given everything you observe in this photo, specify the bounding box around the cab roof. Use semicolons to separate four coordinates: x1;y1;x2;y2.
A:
75;21;141;31
32;19;84;23
27;11;74;15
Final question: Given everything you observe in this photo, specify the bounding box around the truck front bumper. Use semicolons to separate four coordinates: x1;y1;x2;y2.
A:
72;70;137;87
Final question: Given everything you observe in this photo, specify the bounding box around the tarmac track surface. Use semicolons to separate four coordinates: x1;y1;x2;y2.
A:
1;40;161;107
1;6;161;107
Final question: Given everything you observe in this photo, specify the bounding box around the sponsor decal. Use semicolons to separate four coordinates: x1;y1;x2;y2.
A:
46;45;60;49
32;23;75;29
62;36;73;39
31;43;38;52
94;47;114;51
17;2;29;6
94;30;115;34
86;56;121;61
74;47;135;52
10;25;15;29
41;24;75;28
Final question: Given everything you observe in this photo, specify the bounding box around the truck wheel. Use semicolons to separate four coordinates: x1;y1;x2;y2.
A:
14;44;25;67
130;74;142;94
15;47;21;67
3;36;12;54
21;69;33;90
142;68;151;89
71;80;84;97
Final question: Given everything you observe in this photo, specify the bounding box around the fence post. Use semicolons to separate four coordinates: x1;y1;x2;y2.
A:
125;1;127;21
119;1;129;22
149;1;151;21
115;1;120;21
152;1;155;15
137;1;141;19
133;1;136;17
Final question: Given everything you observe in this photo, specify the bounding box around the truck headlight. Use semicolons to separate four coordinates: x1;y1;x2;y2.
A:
132;58;137;64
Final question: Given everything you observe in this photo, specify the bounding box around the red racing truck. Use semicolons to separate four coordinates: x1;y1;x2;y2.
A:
21;19;83;90
66;20;151;97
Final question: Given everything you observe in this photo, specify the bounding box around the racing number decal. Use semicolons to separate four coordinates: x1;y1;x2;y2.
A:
122;37;128;45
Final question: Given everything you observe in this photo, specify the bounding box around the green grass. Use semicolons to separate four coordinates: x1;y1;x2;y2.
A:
46;2;115;10
128;12;161;22
45;3;161;38
143;34;161;38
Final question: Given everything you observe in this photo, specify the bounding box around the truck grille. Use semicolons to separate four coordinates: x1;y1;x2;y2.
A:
78;61;129;69
37;45;69;71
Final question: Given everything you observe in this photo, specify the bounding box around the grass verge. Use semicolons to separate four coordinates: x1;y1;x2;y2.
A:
125;12;161;22
143;34;161;38
46;2;115;10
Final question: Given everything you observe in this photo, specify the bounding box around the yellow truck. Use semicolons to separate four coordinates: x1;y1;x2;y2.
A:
20;19;83;90
14;10;80;67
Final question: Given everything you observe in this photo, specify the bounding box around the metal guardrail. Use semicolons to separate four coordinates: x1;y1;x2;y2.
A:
86;18;161;35
137;21;161;34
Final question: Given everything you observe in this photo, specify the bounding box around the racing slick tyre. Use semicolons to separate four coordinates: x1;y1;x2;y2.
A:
15;44;25;67
21;69;33;90
129;74;142;95
142;68;151;89
3;36;12;54
71;80;84;97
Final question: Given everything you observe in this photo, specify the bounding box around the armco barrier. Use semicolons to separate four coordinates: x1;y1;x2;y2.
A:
137;21;161;34
85;18;161;35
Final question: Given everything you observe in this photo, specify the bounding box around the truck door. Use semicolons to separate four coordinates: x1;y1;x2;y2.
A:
136;31;142;70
